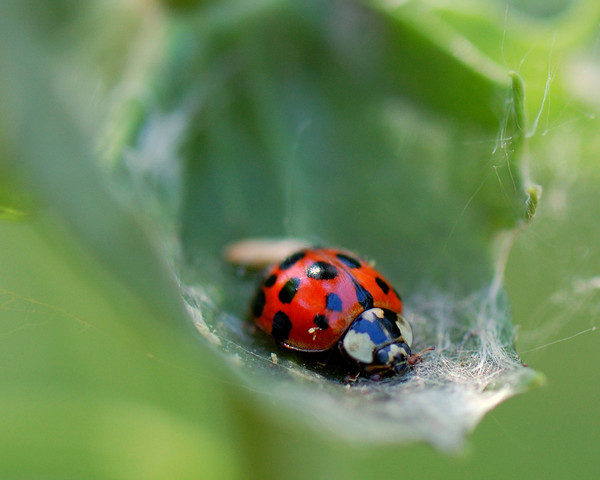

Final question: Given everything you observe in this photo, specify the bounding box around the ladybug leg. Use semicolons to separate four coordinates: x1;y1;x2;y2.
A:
343;370;361;384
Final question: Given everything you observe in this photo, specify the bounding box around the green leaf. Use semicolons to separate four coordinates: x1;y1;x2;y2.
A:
107;0;539;453
9;0;600;476
0;3;240;477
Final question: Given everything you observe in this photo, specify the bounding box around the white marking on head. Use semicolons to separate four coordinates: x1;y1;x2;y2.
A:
341;330;376;364
388;343;409;359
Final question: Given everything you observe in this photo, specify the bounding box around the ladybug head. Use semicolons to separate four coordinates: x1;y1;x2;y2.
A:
372;341;412;375
339;307;414;377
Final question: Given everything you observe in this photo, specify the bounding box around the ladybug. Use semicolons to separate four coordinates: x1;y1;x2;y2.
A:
250;248;420;378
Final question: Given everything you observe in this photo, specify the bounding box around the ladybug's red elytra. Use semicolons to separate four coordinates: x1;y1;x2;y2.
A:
250;248;417;377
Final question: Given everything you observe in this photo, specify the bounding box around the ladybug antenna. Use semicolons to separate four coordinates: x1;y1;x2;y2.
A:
407;345;435;366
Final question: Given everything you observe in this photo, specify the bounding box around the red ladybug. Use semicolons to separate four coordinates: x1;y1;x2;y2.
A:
250;248;418;377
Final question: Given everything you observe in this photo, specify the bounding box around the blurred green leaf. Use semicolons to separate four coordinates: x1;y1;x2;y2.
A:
0;172;38;220
0;2;241;477
3;0;600;477
109;0;537;453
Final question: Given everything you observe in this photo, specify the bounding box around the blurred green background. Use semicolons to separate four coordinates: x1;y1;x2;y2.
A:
1;0;599;478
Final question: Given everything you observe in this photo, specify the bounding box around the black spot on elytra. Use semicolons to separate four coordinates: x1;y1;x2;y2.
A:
278;277;300;304
375;277;390;294
264;274;277;287
326;292;343;312
336;252;362;269
381;309;402;337
313;314;329;329
272;311;292;342
306;261;338;280
251;289;266;318
279;251;305;270
354;281;374;310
